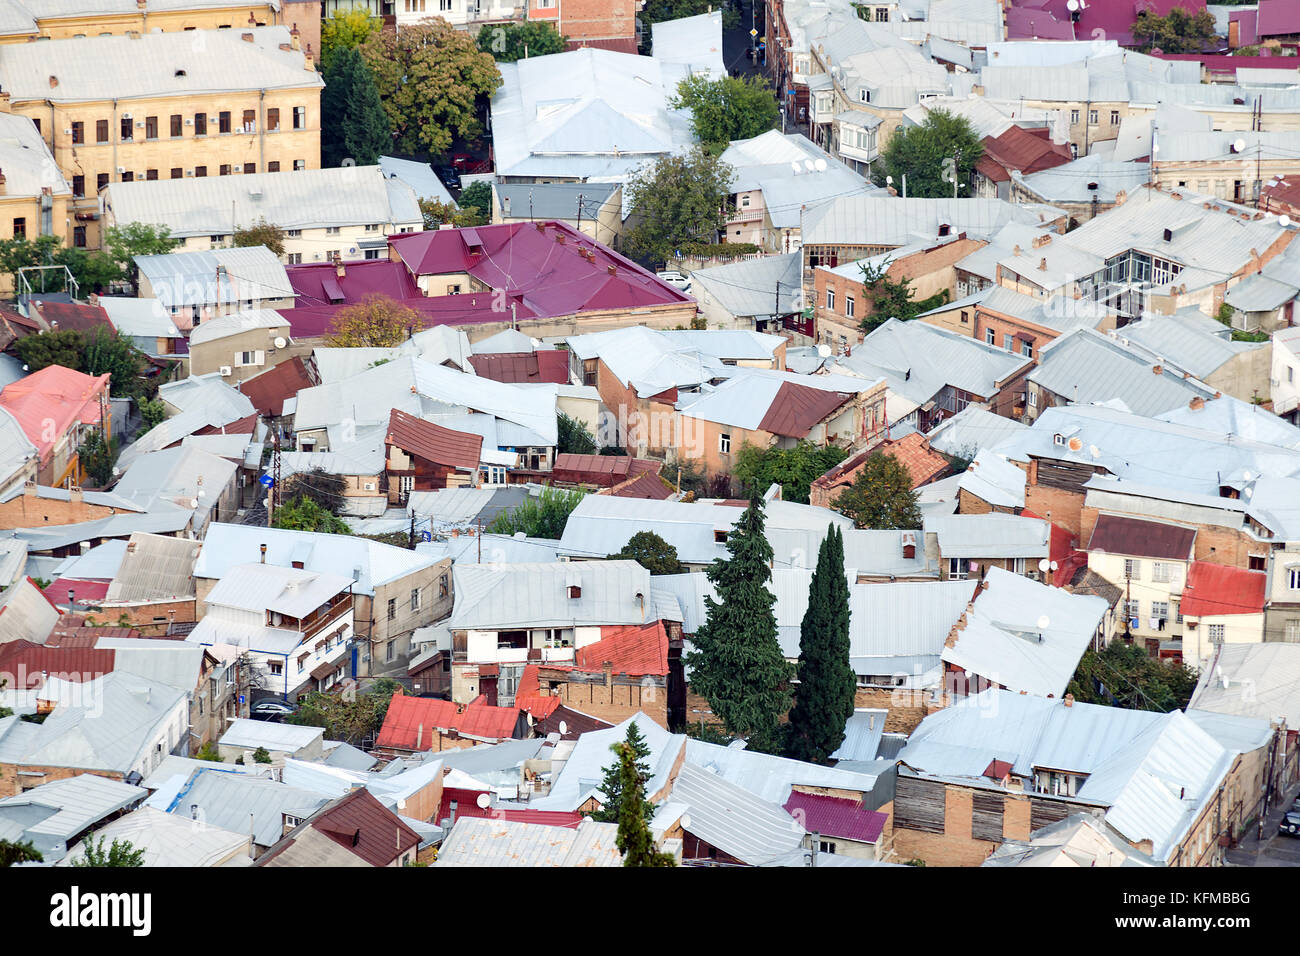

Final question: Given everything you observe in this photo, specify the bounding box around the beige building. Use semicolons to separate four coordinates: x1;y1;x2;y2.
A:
186;308;293;384
0;113;74;292
491;182;624;248
0;25;323;249
0;0;317;45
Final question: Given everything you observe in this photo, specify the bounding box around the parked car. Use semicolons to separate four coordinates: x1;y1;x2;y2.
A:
1279;809;1300;837
435;165;462;190
657;270;692;293
250;699;297;721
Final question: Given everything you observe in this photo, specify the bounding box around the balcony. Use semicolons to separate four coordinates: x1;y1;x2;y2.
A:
726;206;764;225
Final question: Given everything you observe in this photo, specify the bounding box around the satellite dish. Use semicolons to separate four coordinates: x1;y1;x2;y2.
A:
1283;215;1293;228
1234;138;1247;154
790;160;802;174
475;793;491;809
273;336;287;349
558;720;568;735
886;175;894;185
1067;0;1079;9
814;158;828;172
1088;444;1101;459
189;498;199;508
1037;615;1051;630
817;343;832;357
1038;558;1051;572
803;159;816;172
680;813;692;830
1050;561;1059;571
1244;487;1254;499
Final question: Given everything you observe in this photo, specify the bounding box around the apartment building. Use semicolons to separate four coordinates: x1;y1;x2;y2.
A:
0;0;317;45
0;113;73;292
0;26;323;248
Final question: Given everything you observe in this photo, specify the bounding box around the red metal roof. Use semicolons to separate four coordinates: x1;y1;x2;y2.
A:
757;381;853;438
1087;514;1196;561
573;622;669;676
564;36;639;54
782;791;887;844
385;408;483;470
309;788;421;866
0;640;116;687
194;411;260;437
438;787;585;828
976;125;1073;184
1179;562;1267;617
610;471;674;500
0;365;110;465
34;301;113;335
1004;0;1208;47
550;453;659;486
468;350;571;384
375;691;521;750
983;758;1014;780
46;578;112;605
239;356;318;418
1257;0;1300;37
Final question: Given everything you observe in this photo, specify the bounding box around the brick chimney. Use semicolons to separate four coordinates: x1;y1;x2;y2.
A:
1189;396;1205;410
1039;257;1048;271
1064;693;1075;707
604;661;614;687
69;485;83;504
241;32;254;42
1032;233;1052;249
334;253;344;278
1114;189;1127;206
290;22;301;51
1152;364;1163;375
303;42;315;71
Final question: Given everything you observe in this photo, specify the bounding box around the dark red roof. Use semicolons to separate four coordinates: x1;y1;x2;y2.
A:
193;411;259;437
385;408;483;470
309;788;421;866
983;758;1014;780
1179;562;1267;616
375;691;521;750
573;622;669;676
783;791;887;844
438;786;585;828
0;640;116;687
757;381;852;438
239;355;318;418
550;453;659;487
977;125;1073;184
1004;0;1209;47
564;36;639;54
534;703;613;739
610;471;674;500
33;301;113;335
1257;0;1300;38
1153;53;1280;75
468;350;571;384
46;578;111;605
1087;514;1196;560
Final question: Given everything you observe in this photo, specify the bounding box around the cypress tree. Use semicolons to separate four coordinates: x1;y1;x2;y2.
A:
322;46;393;167
613;742;676;867
785;525;857;764
684;495;791;753
592;722;653;824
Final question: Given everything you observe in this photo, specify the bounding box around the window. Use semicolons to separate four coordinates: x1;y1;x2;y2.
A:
948;557;970;580
845;295;855;318
410;588;420;612
1151;601;1169;629
120;171;133;182
12;218;25;240
1020;340;1032;358
1003;333;1013;351
293;106;306;130
97;172;109;192
439;574;449;598
268;161;280;173
244;163;255;175
719;432;731;454
293;159;306;171
1088;109;1098;124
1124;559;1142;579
286;229;302;238
146;168;158;181
875;6;888;20
287;253;302;264
325;226;341;235
1151;562;1174;583
120;117;133;141
71;121;83;144
961;310;969;324
145;115;158;140
195;166;207;177
365;223;381;232
241;109;255;133
1126;599;1140;621
1286;620;1300;643
1110;110;1120;125
1250;554;1267;572
268;660;283;675
72;175;84;197
166;114;181;138
31;118;38;134
267;108;280;131
985;327;995;345
1028;390;1038;408
171;167;183;179
1208;624;1226;643
96;119;108;143
194;112;207;135
385;641;395;662
297;653;309;672
826;289;835;310
387;598;397;620
1070;109;1080;125
218;111;231;134
219;164;231;176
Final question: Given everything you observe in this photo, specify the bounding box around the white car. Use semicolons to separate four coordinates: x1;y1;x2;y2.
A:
657;270;692;293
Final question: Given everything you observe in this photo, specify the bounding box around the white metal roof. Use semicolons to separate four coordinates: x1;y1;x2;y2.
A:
219;717;325;753
202;563;354;618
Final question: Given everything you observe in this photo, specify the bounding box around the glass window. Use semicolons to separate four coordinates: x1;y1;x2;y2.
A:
170;114;183;137
719;432;731;454
120;117;133;141
218;111;231;134
96;119;109;143
145;116;158;139
1125;559;1142;579
71;121;83;144
826;289;835;310
194;112;207;135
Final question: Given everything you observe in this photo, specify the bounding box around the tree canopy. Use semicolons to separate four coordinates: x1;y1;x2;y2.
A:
0;839;43;867
360;19;502;156
872;109;983;199
624;146;734;267
831;452;922;530
272;495;352;534
672;74;780;152
458;180;493;222
486;485;586;538
71;835;145;867
1067;642;1199;712
1131;8;1217;53
684;496;790;753
0;222;175;297
78;430;117;488
420;199;485;229
592;722;654;824
233;218;287;257
16;326;154;401
612;738;677;866
289;679;402;746
785;526;856;764
857;257;949;333
322;45;394;167
609;530;686;575
476;20;567;61
321;6;382;72
327;293;420;347
557;411;598;455
733;440;848;504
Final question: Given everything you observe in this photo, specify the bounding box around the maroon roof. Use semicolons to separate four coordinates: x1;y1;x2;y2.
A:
385;408;483;470
533;704;613;740
550;453;659;487
757;381;853;438
564;36;640;54
239;355;318;417
1004;0;1209;47
1257;0;1300;37
33;301;113;335
467;350;571;384
307;788;421;866
610;471;674;500
983;758;1014;780
1087;514;1196;560
193;411;260;437
783;791;887;844
977;125;1073;183
0;640;116;687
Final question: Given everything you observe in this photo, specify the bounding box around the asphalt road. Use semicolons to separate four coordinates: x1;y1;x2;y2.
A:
1226;777;1300;867
723;0;767;78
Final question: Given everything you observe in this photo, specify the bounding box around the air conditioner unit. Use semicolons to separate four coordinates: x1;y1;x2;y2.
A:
116;166;126;174
219;365;233;376
233;165;242;172
121;112;133;119
185;118;194;125
63;128;72;135
186;169;194;177
364;482;376;491
136;121;145;129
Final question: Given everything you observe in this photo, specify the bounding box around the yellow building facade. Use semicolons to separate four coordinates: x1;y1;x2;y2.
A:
0;0;319;45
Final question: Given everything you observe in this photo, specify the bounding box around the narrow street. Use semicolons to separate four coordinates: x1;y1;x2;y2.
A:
1226;777;1300;867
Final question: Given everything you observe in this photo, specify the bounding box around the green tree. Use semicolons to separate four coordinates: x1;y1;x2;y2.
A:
77;430;117;488
14;329;84;373
194;742;222;762
273;495;352;534
592;723;653;823
612;739;676;866
287;468;349;515
0;839;43;867
486;485;586;538
859;257;924;332
328;293;421;347
1132;8;1217;53
476;20;567;61
103;222;180;294
458;180;493;221
321;5;382;72
252;746;273;764
1067;642;1199;712
609;530;685;575
785;526;856;764
360;18;502;157
684;496;790;753
733;440;848;504
82;326;150;400
624;146;734;267
71;835;145;867
557;411;597;455
419;198;485;229
831;452;921;530
322;45;394;167
232;218;288;257
289;678;402;745
672;73;780;152
139;397;167;432
872;108;983;199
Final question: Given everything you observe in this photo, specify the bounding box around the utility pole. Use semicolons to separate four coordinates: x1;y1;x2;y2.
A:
774;279;781;329
1124;566;1132;643
575;192;584;234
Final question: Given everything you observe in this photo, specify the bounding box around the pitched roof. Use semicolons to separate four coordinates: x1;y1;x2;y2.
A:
977;125;1073;183
0;640;116;687
783;791;887;844
259;787;419;867
758;381;855;437
435;816;623;866
571;621;669;676
0;365;109;464
1087;514;1197;561
31;301;112;335
467;350;571;384
550;453;660;487
375;692;521;750
1179;562;1268;617
385;408;483;470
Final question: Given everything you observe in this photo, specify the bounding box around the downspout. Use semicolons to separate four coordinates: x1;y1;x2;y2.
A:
112;97;119;188
259;88;266;171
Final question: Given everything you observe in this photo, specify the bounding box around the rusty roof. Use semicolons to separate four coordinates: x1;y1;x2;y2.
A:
1087;514;1196;561
0;640;116;686
239;355;318;418
757;381;853;438
385;408;483;471
467;350;571;384
375;691;521;750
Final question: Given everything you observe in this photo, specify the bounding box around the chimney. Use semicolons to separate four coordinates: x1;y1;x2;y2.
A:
68;485;83;504
1064;693;1074;707
241;32;254;42
303;43;315;71
1152;364;1163;375
0;91;10;113
290;23;301;50
1189;396;1205;411
556;232;565;245
901;530;916;559
1032;233;1052;249
1038;257;1048;271
136;0;146;7
1113;189;1127;206
604;661;614;687
259;543;267;563
503;196;511;217
607;265;616;276
334;253;345;278
22;480;35;498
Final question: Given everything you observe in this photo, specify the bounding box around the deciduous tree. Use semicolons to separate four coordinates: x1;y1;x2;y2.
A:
733;440;847;504
672;74;780;152
272;495;352;534
831;452;922;530
785;525;856;764
872;108;983;199
71;835;145;867
557;411;597;455
1067;642;1199;712
103;222;180;293
624;147;733;267
321;5;382;72
476;20;566;61
486;485;586;538
233;218;288;257
360;19;502;157
609;530;685;575
327;293;421;347
1132;8;1217;54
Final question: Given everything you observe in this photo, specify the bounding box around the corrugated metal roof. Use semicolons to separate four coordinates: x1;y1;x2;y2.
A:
435;816;623;866
1191;642;1300;726
0;773;145;858
830;708;889;762
58;806;251;867
449;560;656;630
802;196;1062;248
925;513;1048;558
219;718;323;753
135;247;292;310
105;532;200;603
204;563;353;618
147;768;327;847
672;762;805;865
685;738;880;805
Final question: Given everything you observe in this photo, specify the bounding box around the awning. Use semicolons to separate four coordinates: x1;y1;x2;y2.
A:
311;660;340;681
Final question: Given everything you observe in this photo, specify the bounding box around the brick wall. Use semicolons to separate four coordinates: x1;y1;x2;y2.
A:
0;490;123;528
1024;483;1086;536
1079;504;1262;569
853;687;929;735
551;678;669;728
557;0;638;41
96;598;197;633
0;763;124;799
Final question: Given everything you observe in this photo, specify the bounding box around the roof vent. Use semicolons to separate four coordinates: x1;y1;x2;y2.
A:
1163;228;1172;241
1153;364;1163;375
48;75;57;88
175;69;186;77
241;31;255;42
